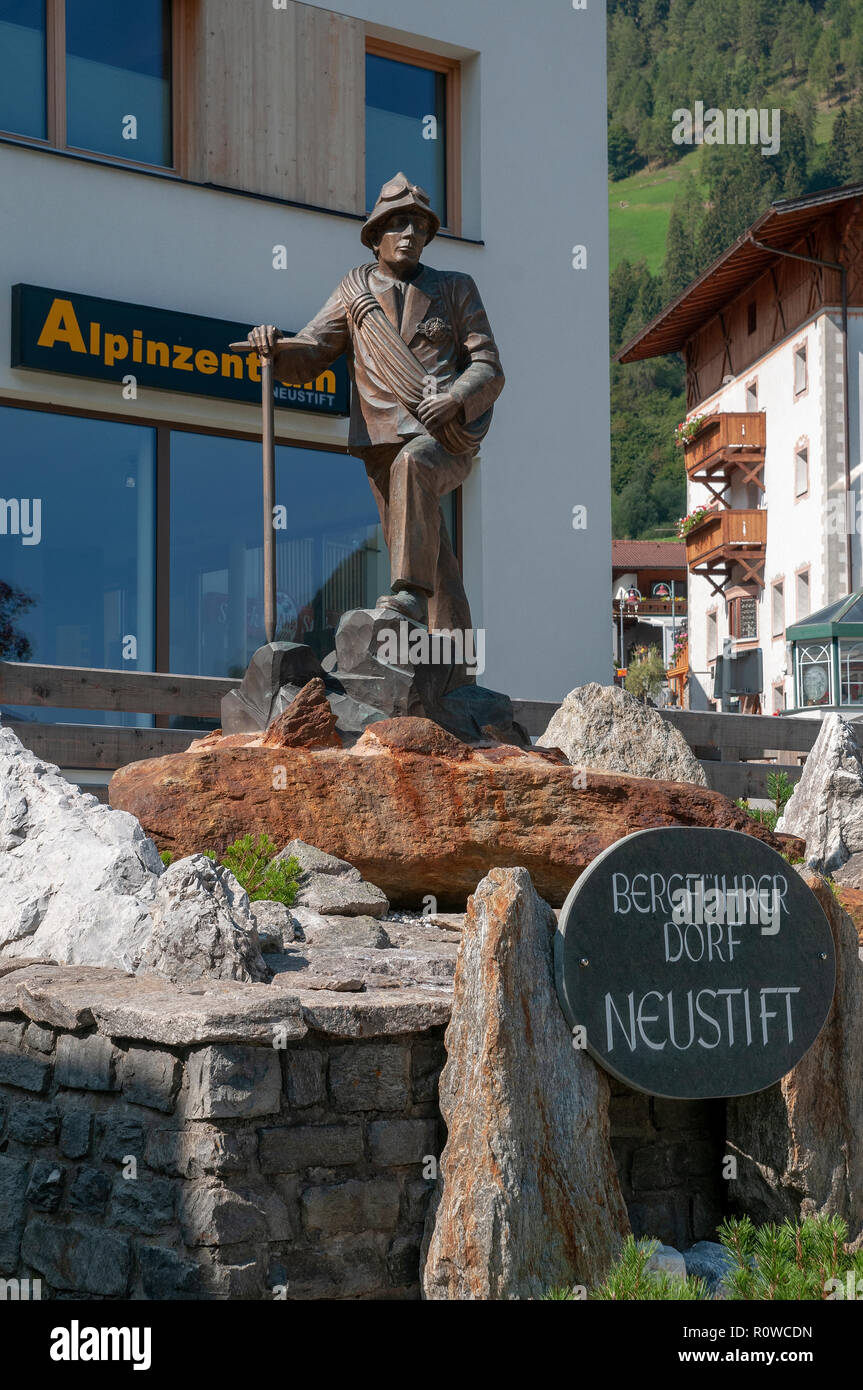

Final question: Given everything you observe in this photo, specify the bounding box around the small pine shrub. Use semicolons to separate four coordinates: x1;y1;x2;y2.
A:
766;769;794;818
717;1213;863;1300
546;1215;863;1301
159;849;174;867
218;833;301;906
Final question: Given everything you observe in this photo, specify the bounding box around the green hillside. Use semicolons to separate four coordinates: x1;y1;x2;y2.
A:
609;151;706;274
607;0;863;540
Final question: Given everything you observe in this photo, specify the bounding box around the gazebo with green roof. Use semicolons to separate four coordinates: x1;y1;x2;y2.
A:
786;591;863;712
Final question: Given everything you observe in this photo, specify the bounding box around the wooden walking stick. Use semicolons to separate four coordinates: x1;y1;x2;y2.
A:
229;335;290;644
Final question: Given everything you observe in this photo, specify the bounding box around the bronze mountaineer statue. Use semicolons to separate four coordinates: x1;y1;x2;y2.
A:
248;172;505;633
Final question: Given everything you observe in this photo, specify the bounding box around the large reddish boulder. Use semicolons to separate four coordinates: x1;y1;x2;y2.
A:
109;717;803;909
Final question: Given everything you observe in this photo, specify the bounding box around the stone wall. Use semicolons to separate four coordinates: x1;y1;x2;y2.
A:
0;960;730;1299
608;1078;727;1250
0;1002;446;1300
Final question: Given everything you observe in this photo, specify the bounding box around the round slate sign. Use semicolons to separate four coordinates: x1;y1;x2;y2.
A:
554;828;836;1100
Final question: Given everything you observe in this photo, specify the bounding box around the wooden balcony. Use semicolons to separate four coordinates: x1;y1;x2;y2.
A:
683;412;766;502
684;508;766;597
613;597;687;619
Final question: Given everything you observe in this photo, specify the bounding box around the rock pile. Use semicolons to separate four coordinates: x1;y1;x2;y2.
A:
0;723;456;995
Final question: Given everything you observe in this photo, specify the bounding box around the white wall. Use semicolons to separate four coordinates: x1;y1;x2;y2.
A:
686;311;836;710
0;0;612;702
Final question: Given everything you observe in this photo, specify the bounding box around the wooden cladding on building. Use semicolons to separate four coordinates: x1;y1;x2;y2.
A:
176;0;365;213
683;208;863;408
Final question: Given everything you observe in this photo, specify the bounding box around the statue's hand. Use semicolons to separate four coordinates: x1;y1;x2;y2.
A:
247;324;283;356
416;392;462;430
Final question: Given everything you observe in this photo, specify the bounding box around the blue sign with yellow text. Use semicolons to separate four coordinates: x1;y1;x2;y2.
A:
11;284;350;416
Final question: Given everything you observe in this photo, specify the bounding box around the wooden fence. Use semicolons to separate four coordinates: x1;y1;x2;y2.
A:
513;699;823;800
0;662;828;802
0;662;238;773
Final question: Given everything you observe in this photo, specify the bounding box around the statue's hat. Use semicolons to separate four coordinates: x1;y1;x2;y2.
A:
361;173;441;250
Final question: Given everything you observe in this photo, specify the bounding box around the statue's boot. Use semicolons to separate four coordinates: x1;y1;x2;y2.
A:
375;585;429;626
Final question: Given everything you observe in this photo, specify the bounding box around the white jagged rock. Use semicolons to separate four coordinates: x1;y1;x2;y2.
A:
777;713;863;883
0;725;267;981
0;726;162;970
141;856;269;984
537;682;707;786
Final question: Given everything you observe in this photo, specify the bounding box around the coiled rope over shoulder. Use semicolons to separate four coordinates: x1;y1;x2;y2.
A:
339;263;490;456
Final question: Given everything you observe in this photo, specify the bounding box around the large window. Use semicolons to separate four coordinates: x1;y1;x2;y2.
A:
0;404;156;723
170;431;457;680
797;643;832;707
840;641;863;706
365;40;458;230
1;406;460;709
0;0;172;167
0;1;47;139
170;433;391;679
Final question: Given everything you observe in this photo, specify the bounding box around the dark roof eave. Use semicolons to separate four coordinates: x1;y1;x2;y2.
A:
615;183;863;366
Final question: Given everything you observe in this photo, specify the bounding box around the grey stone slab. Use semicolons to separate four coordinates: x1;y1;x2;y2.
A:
26;1160;65;1211
329;1043;411;1112
368;1118;438;1168
276;1237;386;1299
23;1023;55;1053
146;1126;257;1180
291;913;389;949
283;1049;326;1108
0;1019;25;1047
293;874;389;919
21;1219;131;1296
295;988;452;1039
277;841;362;881
55;1033;119;1091
179;1181;289;1247
258;1123;364;1173
0;1044;51;1093
109;1177;176;1234
97;1113;147;1165
186;1044;282;1120
301;1178;400;1236
68;1166;111;1214
58;1109;91;1159
0;1155;29;1274
121;1046;180;1113
7;1100;59;1146
139;1244;201;1300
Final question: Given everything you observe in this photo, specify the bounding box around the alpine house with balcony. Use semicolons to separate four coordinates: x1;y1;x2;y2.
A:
618;182;863;717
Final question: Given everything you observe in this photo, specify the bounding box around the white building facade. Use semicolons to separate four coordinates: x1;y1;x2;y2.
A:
0;0;612;748
619;186;863;717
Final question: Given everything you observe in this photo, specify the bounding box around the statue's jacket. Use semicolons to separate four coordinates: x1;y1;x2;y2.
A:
274;263;505;452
